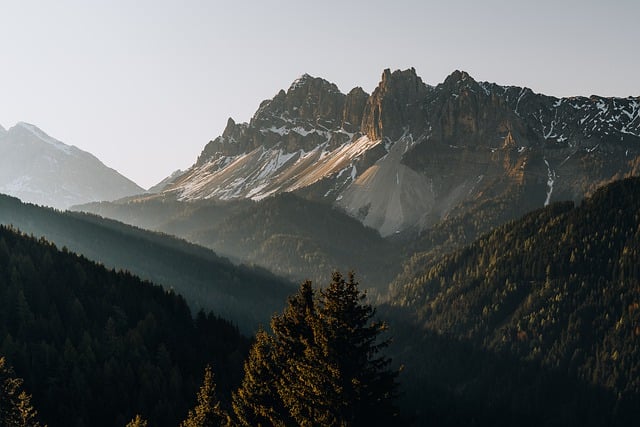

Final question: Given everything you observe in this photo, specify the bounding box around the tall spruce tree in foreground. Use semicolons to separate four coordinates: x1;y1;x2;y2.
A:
233;272;399;426
232;329;288;427
271;280;318;425
302;272;398;426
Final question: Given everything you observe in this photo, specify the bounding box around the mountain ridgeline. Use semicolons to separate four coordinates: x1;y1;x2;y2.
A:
75;193;401;294
386;177;640;425
75;68;640;295
164;67;640;238
0;194;295;333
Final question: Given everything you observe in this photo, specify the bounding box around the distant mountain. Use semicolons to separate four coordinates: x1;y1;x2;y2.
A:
0;193;295;332
386;177;640;425
152;69;639;240
0;122;144;209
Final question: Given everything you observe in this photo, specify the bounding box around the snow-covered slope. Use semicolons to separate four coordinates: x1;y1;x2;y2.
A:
0;122;144;209
175;134;381;201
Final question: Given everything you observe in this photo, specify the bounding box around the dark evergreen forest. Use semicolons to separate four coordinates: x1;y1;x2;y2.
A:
0;225;248;426
0;194;295;332
387;177;640;425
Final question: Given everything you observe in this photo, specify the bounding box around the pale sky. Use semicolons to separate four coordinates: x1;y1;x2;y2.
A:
1;0;638;189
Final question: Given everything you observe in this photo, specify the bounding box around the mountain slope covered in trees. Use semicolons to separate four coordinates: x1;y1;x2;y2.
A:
0;194;295;332
386;177;640;425
0;225;249;427
76;193;401;293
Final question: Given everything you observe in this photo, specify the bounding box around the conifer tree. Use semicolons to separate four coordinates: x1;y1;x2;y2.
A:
232;273;399;426
181;365;229;427
299;272;399;426
125;414;148;427
271;281;319;424
232;329;287;427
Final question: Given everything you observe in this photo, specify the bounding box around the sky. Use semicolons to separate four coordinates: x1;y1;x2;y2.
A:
0;0;638;189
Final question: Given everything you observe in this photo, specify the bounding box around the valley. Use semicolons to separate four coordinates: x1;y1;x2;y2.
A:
2;67;640;426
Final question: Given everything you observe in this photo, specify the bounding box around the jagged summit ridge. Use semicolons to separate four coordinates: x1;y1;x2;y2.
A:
162;68;640;236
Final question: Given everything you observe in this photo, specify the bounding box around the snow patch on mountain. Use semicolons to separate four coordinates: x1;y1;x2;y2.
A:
543;158;556;206
174;135;382;202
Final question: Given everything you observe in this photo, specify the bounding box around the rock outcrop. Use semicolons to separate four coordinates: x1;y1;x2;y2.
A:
361;68;431;141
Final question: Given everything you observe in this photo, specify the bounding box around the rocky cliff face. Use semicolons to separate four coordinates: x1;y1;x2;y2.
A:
196;74;349;165
162;68;640;237
342;87;369;133
361;68;431;141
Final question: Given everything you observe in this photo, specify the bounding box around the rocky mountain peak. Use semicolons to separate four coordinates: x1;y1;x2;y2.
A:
444;69;474;84
221;117;237;138
251;74;345;128
7;121;76;154
440;69;490;97
342;87;369;133
361;67;430;141
196;74;353;166
0;124;6;137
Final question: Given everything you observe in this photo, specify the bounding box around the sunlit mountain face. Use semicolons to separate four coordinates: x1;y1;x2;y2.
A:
157;69;640;238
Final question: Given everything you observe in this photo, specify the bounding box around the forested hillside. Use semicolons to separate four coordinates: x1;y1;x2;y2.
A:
191;193;401;293
76;193;401;294
0;225;249;426
387;177;640;426
0;194;295;332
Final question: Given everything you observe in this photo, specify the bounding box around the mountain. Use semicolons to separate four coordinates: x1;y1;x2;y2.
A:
386;177;640;425
74;69;640;298
153;69;639;240
73;193;400;294
147;169;185;193
0;122;144;209
184;193;401;293
0;194;295;332
0;224;249;427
